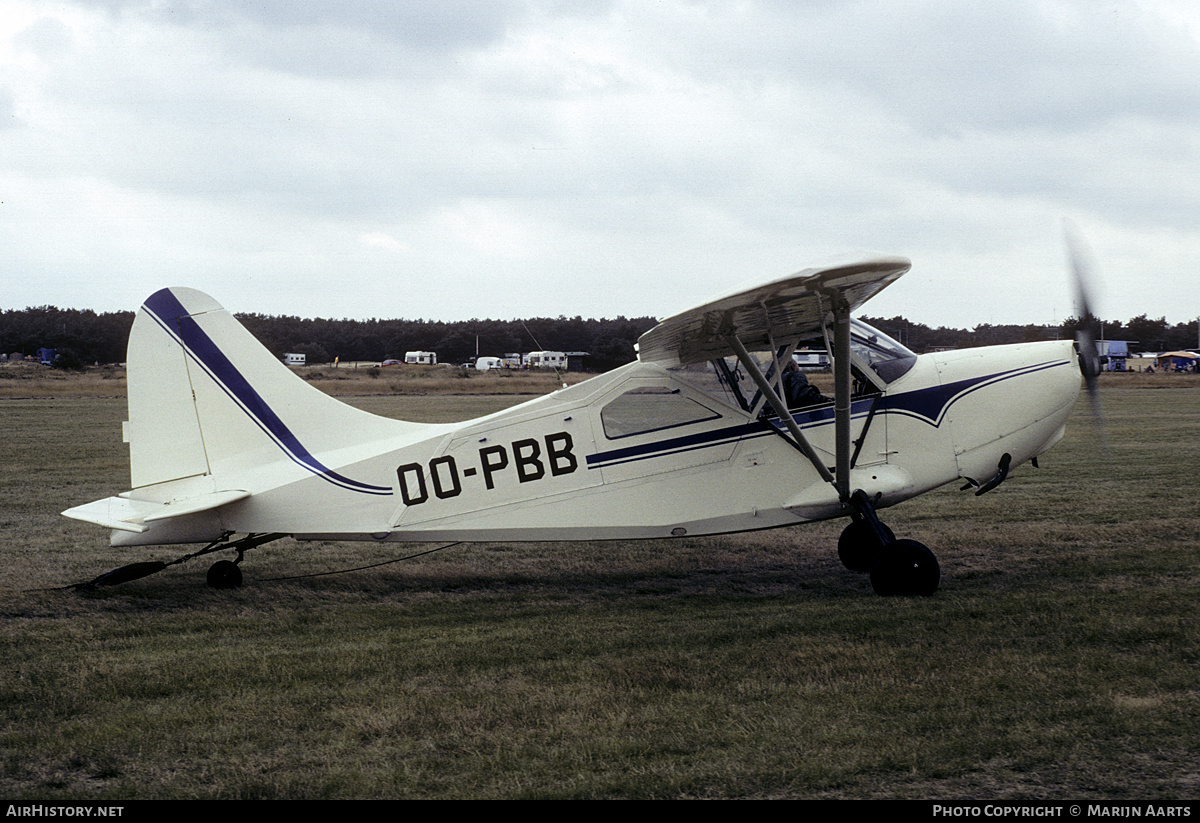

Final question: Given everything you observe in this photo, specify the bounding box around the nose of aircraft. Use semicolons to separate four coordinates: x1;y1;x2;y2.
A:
932;339;1081;484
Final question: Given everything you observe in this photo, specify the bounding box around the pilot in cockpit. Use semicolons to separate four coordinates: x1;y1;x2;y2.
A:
782;359;829;408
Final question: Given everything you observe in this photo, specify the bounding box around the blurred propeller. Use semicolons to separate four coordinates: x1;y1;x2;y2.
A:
1065;222;1106;436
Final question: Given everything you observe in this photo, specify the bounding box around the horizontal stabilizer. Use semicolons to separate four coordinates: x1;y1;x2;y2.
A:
63;489;250;532
62;497;150;533
141;489;251;522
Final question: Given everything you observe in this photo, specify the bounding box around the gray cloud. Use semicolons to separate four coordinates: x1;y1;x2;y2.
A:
2;0;1197;328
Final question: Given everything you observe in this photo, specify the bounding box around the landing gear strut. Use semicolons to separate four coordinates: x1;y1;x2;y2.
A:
840;491;940;596
66;532;287;591
837;519;894;573
202;533;286;589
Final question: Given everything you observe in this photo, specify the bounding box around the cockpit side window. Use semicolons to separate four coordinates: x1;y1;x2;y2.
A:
667;360;751;413
600;387;721;439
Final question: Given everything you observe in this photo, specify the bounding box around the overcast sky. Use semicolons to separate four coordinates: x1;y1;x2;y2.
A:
3;0;1198;329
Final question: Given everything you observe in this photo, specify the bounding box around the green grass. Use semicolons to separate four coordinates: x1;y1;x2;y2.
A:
1;380;1197;799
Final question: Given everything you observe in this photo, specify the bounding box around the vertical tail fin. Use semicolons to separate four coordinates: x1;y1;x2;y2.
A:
126;287;417;492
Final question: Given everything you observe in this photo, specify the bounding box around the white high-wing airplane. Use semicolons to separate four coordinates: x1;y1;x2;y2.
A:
63;257;1085;595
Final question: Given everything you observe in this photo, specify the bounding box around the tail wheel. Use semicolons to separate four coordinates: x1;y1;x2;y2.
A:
206;559;243;589
870;539;939;596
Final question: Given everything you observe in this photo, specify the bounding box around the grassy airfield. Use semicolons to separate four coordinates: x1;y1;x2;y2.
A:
1;367;1197;799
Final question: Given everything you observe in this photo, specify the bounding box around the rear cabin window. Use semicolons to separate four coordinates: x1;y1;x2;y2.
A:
600;387;721;439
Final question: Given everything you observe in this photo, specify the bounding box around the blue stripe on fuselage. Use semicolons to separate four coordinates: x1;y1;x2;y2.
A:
877;359;1069;426
586;359;1071;470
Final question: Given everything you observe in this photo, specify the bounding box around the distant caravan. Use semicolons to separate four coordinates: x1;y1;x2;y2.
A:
525;351;567;370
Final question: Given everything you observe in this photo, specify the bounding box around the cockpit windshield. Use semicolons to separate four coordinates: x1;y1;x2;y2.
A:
850;319;917;384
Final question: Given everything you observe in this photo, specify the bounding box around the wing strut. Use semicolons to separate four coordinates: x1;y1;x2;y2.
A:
830;298;853;503
723;331;835;486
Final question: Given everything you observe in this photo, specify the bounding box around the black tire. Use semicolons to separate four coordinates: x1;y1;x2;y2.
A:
838;520;895;573
870;539;939;596
206;559;243;589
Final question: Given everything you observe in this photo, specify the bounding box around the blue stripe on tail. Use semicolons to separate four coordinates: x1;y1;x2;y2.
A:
143;289;393;496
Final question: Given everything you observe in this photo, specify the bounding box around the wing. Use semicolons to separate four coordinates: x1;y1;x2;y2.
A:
636;256;911;366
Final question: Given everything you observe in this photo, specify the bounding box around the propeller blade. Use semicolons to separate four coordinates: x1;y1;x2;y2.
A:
1064;223;1107;438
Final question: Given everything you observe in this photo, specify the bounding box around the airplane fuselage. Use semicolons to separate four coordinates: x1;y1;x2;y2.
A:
62;267;1084;596
109;339;1077;547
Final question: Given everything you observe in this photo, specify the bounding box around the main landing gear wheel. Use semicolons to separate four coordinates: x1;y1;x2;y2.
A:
869;539;940;597
206;559;243;589
838;520;896;573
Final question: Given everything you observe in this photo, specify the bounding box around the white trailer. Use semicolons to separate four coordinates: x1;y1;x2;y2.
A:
404;351;437;365
526;351;567;370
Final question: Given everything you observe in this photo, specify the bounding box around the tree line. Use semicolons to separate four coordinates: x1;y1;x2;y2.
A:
2;304;1197;370
859;314;1199;355
0;306;657;371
